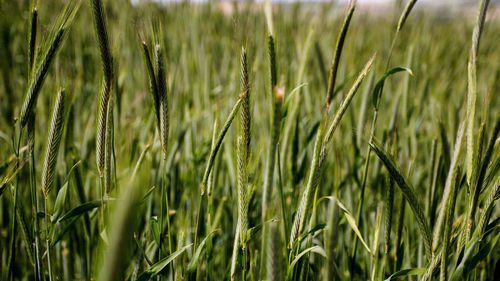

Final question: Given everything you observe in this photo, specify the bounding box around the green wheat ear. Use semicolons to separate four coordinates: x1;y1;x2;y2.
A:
369;138;432;259
397;0;418;32
96;80;112;177
240;47;251;160
42;88;67;196
90;0;114;177
90;0;113;84
325;0;355;108
140;39;160;131
19;0;80;127
155;44;169;160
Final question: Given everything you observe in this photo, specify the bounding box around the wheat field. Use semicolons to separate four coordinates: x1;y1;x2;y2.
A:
1;0;500;280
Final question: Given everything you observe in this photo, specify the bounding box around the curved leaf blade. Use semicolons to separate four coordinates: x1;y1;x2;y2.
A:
372;67;413;110
385;268;425;281
137;244;192;281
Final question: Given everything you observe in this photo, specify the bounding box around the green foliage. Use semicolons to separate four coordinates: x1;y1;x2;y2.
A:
2;0;500;280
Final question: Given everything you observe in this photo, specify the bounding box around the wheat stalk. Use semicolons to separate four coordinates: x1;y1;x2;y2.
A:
440;167;461;281
104;95;114;193
267;221;279;281
383;162;395;254
262;86;284;220
260;31;283;279
236;136;248;247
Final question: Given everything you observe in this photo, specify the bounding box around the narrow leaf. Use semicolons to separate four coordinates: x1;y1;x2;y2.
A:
385;268;425;281
324;196;372;255
136;244;192;281
372;67;413;111
59;200;103;222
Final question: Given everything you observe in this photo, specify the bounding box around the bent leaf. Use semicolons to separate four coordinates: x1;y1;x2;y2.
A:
59;200;103;222
385;268;425;281
372;67;413;110
187;229;220;274
287;245;327;278
323;196;372;255
137;244;192;281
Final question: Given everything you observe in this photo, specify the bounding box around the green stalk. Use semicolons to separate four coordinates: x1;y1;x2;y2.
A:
350;111;377;270
6;128;22;280
394;194;406;271
45;196;53;281
260;46;283;278
28;113;44;281
440;168;461;281
236;137;248;248
162;158;174;279
27;4;42;278
261;86;283;220
383;140;396;255
260;30;282;279
193;193;203;252
230;224;240;281
277;149;289;245
371;203;383;281
426;139;438;222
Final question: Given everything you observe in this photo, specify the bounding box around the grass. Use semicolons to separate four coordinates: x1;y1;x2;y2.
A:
2;0;500;280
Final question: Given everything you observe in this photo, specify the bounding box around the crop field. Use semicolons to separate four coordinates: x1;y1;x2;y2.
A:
2;0;500;280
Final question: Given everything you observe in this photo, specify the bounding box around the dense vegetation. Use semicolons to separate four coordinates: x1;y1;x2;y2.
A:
1;0;500;280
